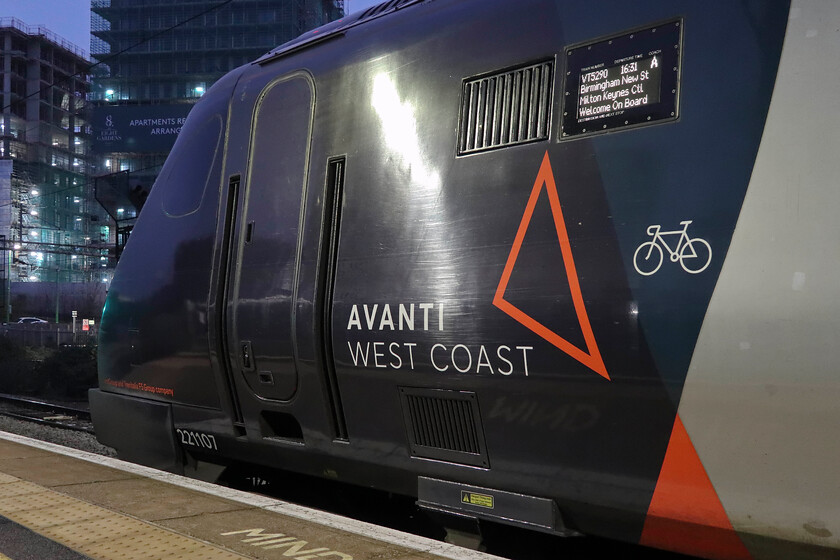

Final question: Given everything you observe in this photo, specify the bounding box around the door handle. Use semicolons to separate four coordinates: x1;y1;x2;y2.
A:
241;341;254;371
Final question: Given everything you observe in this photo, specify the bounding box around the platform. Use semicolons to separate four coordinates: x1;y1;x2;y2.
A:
0;431;500;560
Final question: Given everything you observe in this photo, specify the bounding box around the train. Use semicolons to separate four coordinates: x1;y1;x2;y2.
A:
89;0;840;558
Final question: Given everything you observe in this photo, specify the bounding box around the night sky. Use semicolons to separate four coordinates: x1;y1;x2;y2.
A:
0;0;382;58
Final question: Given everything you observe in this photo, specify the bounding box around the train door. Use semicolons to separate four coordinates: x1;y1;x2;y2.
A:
226;73;314;402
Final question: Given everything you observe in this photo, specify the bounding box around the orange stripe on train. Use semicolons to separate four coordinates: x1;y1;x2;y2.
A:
641;415;751;560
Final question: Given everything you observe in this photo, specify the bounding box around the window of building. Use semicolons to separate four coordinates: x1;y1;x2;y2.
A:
258;9;276;23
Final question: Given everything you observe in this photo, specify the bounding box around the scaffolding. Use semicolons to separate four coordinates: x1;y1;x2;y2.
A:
0;20;110;287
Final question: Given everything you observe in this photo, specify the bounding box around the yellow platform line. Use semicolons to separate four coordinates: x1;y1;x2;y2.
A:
0;475;250;560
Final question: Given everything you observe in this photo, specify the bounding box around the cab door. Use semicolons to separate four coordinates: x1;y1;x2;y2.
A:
228;73;314;401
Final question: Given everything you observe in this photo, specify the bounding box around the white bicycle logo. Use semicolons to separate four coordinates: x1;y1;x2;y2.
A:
633;220;712;276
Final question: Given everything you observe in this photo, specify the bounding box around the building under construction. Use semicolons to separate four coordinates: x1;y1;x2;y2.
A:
0;18;109;312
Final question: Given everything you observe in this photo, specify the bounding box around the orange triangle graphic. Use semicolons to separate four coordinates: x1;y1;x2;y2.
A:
493;151;609;380
641;415;752;559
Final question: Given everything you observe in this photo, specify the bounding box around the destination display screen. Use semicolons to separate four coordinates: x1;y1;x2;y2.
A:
578;56;662;120
561;20;682;138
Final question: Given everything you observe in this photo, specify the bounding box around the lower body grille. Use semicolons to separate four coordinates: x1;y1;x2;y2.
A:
400;388;489;468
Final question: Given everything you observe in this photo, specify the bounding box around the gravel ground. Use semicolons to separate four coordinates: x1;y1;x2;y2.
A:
0;416;117;457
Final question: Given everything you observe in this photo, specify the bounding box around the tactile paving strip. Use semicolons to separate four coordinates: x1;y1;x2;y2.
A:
0;480;48;500
0;474;250;559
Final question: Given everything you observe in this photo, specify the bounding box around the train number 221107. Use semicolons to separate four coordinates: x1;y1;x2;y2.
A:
175;428;218;451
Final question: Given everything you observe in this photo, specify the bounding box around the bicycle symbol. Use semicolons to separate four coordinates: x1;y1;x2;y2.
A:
632;220;712;276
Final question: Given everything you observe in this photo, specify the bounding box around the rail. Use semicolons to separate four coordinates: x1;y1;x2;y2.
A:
0;392;93;433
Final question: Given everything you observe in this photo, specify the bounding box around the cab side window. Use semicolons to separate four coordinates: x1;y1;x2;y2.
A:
160;113;224;217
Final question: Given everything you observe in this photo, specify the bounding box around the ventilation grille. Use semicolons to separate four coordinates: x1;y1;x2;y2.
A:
458;61;554;155
400;388;489;467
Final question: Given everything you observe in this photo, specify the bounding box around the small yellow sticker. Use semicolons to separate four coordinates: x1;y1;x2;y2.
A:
461;491;494;509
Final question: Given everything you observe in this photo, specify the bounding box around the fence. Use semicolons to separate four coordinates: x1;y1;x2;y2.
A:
0;324;97;348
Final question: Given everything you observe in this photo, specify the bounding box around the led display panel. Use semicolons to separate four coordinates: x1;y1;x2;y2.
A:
561;19;682;138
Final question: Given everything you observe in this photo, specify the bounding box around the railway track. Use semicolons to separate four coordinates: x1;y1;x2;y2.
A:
0;394;94;434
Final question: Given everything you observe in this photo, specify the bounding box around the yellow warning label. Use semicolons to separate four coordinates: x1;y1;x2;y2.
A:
461;491;494;509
